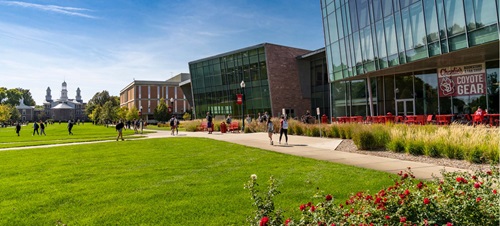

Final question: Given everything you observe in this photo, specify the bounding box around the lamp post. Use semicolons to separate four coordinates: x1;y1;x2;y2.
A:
139;105;143;134
240;80;246;132
170;97;174;116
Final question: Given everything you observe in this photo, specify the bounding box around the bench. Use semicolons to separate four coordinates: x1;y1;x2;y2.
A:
228;121;239;132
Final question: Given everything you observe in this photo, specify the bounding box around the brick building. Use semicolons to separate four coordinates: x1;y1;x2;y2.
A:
188;43;326;120
119;73;191;122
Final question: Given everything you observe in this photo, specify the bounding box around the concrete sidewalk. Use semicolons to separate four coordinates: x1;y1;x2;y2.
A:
0;129;468;179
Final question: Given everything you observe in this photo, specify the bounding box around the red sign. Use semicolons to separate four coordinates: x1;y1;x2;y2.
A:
168;107;172;113
236;94;243;105
438;63;486;97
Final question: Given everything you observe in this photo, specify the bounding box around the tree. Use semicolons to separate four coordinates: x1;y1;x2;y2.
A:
9;105;20;122
99;100;117;123
0;105;11;123
3;89;22;106
85;91;111;116
153;98;169;122
126;106;139;121
116;106;128;121
90;106;102;124
85;91;120;124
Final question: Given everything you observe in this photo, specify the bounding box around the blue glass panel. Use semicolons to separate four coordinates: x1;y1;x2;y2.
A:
327;2;335;15
464;0;476;30
328;13;339;43
340;38;348;69
361;26;374;62
323;17;331;45
401;8;413;50
394;11;406;55
337;7;344;38
469;24;500;46
376;20;387;58
342;4;350;36
332;41;342;72
384;16;398;55
353;31;363;65
441;39;449;53
449;34;467;51
410;2;426;48
436;0;447;39
373;0;383;22
444;0;466;36
424;0;440;42
473;0;498;27
382;0;393;17
428;42;441;56
357;0;370;28
350;0;359;31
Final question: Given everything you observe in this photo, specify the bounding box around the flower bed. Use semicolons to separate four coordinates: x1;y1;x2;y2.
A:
246;166;499;226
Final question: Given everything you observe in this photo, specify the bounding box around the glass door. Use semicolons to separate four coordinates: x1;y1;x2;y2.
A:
396;99;415;116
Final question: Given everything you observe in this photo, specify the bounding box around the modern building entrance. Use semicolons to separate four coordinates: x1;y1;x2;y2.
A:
396;99;415;116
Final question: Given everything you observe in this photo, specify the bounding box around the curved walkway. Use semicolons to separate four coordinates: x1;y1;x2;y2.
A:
0;130;468;180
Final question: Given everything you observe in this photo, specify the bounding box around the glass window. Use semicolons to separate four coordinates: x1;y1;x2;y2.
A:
384;16;398;56
332;41;342;72
357;0;370;28
361;26;374;63
449;34;467;51
373;0;383;22
410;2;426;48
376;20;387;58
444;0;466;36
464;0;476;30
350;0;359;32
401;8;413;50
473;0;498;28
327;2;335;15
340;38;348;70
343;4;352;35
382;0;393;17
353;31;363;65
328;13;339;43
436;0;447;39
469;25;500;46
428;42;442;56
424;0;440;42
336;7;344;38
394;11;405;55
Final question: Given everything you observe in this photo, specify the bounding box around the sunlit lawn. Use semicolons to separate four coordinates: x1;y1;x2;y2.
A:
0;137;394;225
0;123;143;148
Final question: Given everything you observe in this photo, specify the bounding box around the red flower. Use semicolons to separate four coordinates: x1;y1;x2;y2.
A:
423;197;430;205
403;173;408;179
307;202;312;207
446;222;453;226
404;189;410;195
350;208;354;213
417;181;424;189
285;218;291;226
474;182;481;189
493;189;497;194
326;194;333;201
339;204;344;208
456;177;468;184
385;215;390;220
331;224;336;226
310;205;316;212
260;216;269;226
300;204;306;211
476;197;482;202
472;175;478;180
487;171;492;175
400;217;407;223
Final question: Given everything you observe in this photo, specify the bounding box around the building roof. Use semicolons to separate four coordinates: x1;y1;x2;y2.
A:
15;98;34;109
52;103;74;109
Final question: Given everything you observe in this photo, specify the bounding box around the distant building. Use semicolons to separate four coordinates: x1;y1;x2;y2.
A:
42;81;87;121
119;73;191;122
16;98;35;122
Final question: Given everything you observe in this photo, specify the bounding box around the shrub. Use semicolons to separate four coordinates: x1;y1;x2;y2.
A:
352;129;376;150
182;120;202;132
328;125;340;138
386;138;405;153
246;166;500;226
467;146;486;164
405;140;425;156
424;141;441;158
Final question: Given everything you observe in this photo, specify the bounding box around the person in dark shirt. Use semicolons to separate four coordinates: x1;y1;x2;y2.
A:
67;120;74;135
32;121;39;136
40;120;46;136
15;122;21;136
115;120;125;141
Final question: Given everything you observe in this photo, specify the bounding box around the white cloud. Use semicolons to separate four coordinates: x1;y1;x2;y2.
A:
0;0;97;19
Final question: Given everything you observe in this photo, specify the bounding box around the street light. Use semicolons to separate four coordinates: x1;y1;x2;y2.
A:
240;80;246;132
170;97;174;114
139;105;143;134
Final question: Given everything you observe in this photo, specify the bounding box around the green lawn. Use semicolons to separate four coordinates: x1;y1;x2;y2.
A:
0;123;143;148
0;137;394;225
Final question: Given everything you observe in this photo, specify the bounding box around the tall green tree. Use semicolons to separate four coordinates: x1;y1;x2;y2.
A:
99;100;117;123
85;91;120;124
0;105;11;122
116;106;128;121
126;106;139;121
9;105;20;122
153;98;169;122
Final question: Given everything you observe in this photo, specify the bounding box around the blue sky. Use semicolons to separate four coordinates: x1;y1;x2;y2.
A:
0;0;325;105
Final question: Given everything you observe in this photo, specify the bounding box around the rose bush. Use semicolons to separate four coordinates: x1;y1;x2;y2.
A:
246;166;499;225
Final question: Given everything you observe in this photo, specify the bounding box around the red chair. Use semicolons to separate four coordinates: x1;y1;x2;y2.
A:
426;115;436;124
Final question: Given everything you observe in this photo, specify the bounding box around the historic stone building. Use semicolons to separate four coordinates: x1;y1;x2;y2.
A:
42;81;87;122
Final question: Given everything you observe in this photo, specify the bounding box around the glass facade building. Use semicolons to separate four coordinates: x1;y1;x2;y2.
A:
189;43;311;119
321;0;499;117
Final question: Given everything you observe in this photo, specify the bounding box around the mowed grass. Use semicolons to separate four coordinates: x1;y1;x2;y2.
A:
0;123;141;148
0;137;394;225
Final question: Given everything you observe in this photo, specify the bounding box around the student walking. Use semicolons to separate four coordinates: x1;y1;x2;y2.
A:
206;112;213;134
266;118;274;145
32;121;39;136
169;115;178;136
279;114;289;145
40;120;46;135
116;120;125;141
67;120;74;135
15;122;21;136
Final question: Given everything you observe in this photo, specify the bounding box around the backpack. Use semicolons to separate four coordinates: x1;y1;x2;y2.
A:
226;118;231;124
170;118;175;126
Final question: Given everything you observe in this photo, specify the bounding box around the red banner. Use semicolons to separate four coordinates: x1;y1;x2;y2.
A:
236;94;243;105
438;63;486;97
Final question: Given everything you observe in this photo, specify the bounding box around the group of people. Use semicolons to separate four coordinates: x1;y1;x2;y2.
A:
266;114;288;146
14;120;75;136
